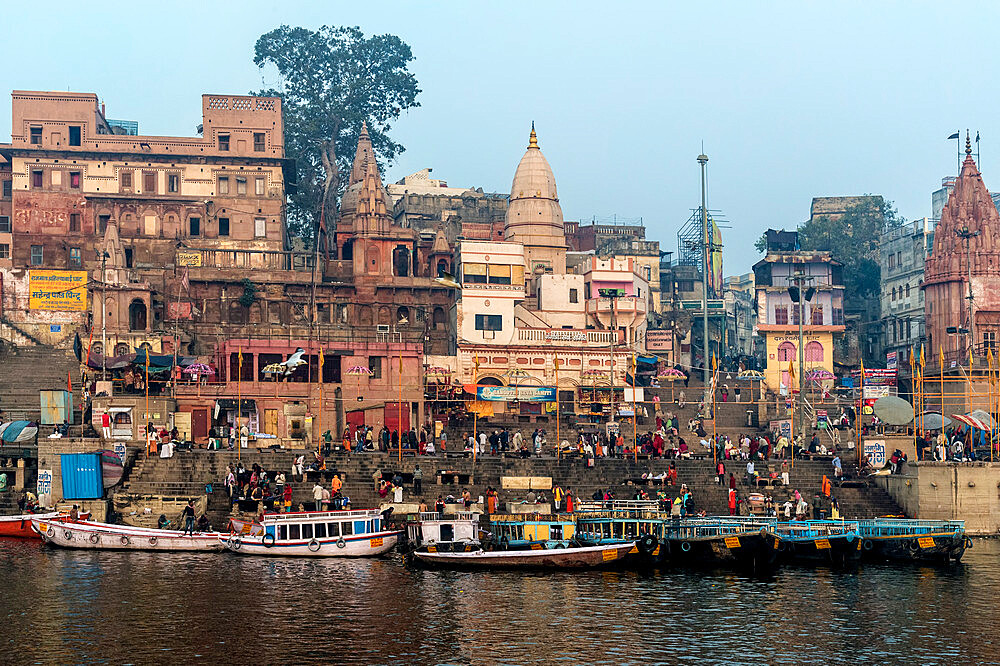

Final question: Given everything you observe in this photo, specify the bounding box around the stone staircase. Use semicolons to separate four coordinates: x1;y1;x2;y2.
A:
0;342;81;423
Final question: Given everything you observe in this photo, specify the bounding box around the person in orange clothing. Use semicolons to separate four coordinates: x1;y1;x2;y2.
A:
331;474;343;495
821;475;832;498
564;488;574;513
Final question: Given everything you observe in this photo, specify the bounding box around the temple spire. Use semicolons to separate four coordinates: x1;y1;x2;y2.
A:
349;121;375;186
528;121;538;149
966;129;973;156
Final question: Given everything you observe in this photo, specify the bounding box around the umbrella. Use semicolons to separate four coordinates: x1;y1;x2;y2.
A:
874;395;914;425
657;368;685;379
921;412;951;430
953;411;994;431
737;370;765;380
807;369;835;381
346;365;373;376
261;363;285;375
182;363;215;375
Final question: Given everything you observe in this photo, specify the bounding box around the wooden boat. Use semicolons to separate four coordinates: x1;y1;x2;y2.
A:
660;517;780;571
0;511;91;539
403;511;481;562
774;520;862;566
857;519;969;563
33;518;224;551
484;512;577;550
574;500;666;562
222;509;400;557
413;541;637;569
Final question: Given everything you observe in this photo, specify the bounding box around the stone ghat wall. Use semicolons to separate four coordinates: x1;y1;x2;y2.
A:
878;462;1000;535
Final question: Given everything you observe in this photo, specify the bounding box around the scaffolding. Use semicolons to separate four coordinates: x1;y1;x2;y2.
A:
677;206;727;268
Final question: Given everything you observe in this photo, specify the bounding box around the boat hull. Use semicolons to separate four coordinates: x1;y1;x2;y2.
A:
862;534;969;563
34;519;224;551
661;531;780;571
413;542;636;569
0;513;62;538
777;535;861;566
223;531;400;557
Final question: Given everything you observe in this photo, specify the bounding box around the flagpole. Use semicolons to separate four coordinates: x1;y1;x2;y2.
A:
237;346;242;463
632;351;638;464
789;359;795;469
144;351;149;456
711;354;717;467
318;347;324;458
555;351;560;460
398;346;403;463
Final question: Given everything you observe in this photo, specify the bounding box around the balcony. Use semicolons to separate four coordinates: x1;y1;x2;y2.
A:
516;327;621;345
585;295;647;317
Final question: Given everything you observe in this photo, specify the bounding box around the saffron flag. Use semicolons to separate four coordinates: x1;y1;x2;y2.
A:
68;370;72;393
940;345;945;369
239;347;243;371
788;360;795;383
920;344;925;369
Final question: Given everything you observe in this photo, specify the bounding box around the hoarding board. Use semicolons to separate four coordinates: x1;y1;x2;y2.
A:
476;386;557;402
29;270;88;311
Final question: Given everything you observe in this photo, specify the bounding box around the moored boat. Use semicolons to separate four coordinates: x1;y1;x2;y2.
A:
857;518;968;563
660;517;780;571
403;511;481;562
485;512;577;550
774;520;862;566
0;512;90;539
573;500;666;562
412;541;636;569
222;509;400;557
33;518;224;551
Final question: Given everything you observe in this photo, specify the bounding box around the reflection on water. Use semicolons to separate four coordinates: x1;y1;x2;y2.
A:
1;538;997;664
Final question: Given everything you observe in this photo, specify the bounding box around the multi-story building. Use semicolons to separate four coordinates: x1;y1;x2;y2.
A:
879;217;935;368
722;272;757;360
565;218;646;252
753;231;846;392
0;157;10;270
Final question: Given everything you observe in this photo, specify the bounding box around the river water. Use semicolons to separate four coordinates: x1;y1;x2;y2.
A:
1;538;997;665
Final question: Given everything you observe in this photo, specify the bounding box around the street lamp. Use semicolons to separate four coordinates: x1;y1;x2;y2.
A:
697;152;710;407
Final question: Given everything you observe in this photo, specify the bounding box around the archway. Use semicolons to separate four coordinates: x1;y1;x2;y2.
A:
128;299;147;331
396;306;410;326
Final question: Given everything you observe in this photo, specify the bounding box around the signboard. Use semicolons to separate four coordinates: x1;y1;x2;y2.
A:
864;439;886;467
862;398;876;415
646;330;674;351
816;410;828;429
886;351;897;370
176;250;202;267
113;442;127;465
476;386;557;402
167;302;193;320
29;270;88;311
863;385;891;400
545;330;586;342
852;369;897;386
37;469;52;508
770;419;791;440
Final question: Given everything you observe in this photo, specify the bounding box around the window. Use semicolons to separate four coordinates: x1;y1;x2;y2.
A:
301;524;313;539
69;213;80;232
369;356;382;379
888;253;895;269
569;288;579;304
488;264;511;285
189;217;200;236
236;177;247;195
891;287;896;301
32;170;43;188
68;126;81;146
288;524;300;541
30;126;42;144
791;304;801;325
892;323;898;342
0;244;8;259
774;305;788;325
218;176;229;195
120;170;133;189
69;172;81;189
254;133;265;152
69;247;81;267
463;262;487;284
218;217;230;237
643;266;651;281
985;331;997;352
475;314;503;331
805;341;824;362
905;283;910;298
98;214;110;234
2;180;11;197
168;174;180;193
254;217;266;237
30;245;43;265
810;304;824;325
833;308;844;326
341;521;353;536
143;171;156;193
777;341;796;362
314;523;326;539
255;177;265;196
0;216;9;233
327;522;340;537
678;280;695;292
897;251;902;267
218;134;230;151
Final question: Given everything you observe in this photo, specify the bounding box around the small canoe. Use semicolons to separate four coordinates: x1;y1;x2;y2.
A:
413;542;636;569
34;519;225;551
0;512;90;539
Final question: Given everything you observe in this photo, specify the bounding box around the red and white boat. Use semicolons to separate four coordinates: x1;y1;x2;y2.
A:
0;512;90;539
33;518;224;551
223;509;400;557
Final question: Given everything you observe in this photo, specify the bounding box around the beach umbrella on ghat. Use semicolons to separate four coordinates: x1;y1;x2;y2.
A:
921;412;951;431
656;368;685;400
737;370;765;380
346;365;374;402
807;369;836;381
952;410;995;432
182;362;215;396
874;395;915;426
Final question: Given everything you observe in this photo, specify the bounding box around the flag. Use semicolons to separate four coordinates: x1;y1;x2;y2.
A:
180;267;190;291
920;344;925;369
988;347;995;370
712;354;717;372
940;345;945;369
788;359;795;384
319;347;325;370
948;132;960;140
239;347;243;371
68;370;72;393
909;347;915;373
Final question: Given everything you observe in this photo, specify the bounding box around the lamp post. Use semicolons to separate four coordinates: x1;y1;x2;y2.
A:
788;270;816;445
697;152;710;408
956;226;980;355
100;250;109;381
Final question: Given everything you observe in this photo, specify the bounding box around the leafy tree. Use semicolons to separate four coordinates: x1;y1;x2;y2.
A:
797;196;902;299
754;233;767;253
253;25;421;243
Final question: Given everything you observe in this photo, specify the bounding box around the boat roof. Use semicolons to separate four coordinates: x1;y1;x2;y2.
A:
261;509;382;523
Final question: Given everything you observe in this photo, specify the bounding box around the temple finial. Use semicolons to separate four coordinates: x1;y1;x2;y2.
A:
528;121;538;149
966;129;973;156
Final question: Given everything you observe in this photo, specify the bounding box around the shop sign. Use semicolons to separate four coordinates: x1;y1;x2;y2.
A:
476;386;557;402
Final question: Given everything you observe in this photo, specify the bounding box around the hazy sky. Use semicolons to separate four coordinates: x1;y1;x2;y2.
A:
2;1;995;274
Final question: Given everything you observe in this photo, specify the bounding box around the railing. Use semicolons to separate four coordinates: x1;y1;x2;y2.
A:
856;519;965;536
515;329;618;344
775;520;860;539
575;500;660;513
264;509;381;522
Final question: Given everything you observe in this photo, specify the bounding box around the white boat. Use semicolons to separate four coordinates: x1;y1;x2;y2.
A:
222;509;400;557
33;518;225;551
405;511;481;553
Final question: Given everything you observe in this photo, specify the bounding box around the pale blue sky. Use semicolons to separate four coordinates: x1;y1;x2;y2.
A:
2;1;995;274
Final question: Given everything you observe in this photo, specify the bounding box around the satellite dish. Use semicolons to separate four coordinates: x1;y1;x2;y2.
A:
874;395;914;425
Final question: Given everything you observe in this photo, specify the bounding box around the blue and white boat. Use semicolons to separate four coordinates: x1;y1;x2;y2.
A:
223;509;400;557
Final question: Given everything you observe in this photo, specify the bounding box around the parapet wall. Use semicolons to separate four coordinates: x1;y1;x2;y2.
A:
877;462;1000;535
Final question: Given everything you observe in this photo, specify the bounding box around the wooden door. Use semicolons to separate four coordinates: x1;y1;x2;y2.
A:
264;409;279;437
192;409;209;443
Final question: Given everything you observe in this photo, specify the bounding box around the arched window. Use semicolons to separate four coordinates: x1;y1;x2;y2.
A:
436;259;449;277
128;299;147;331
777;341;796;362
433;306;446;329
113;342;130;357
358;306;372;326
805;341;824;362
228;302;247;324
397;306;410;325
